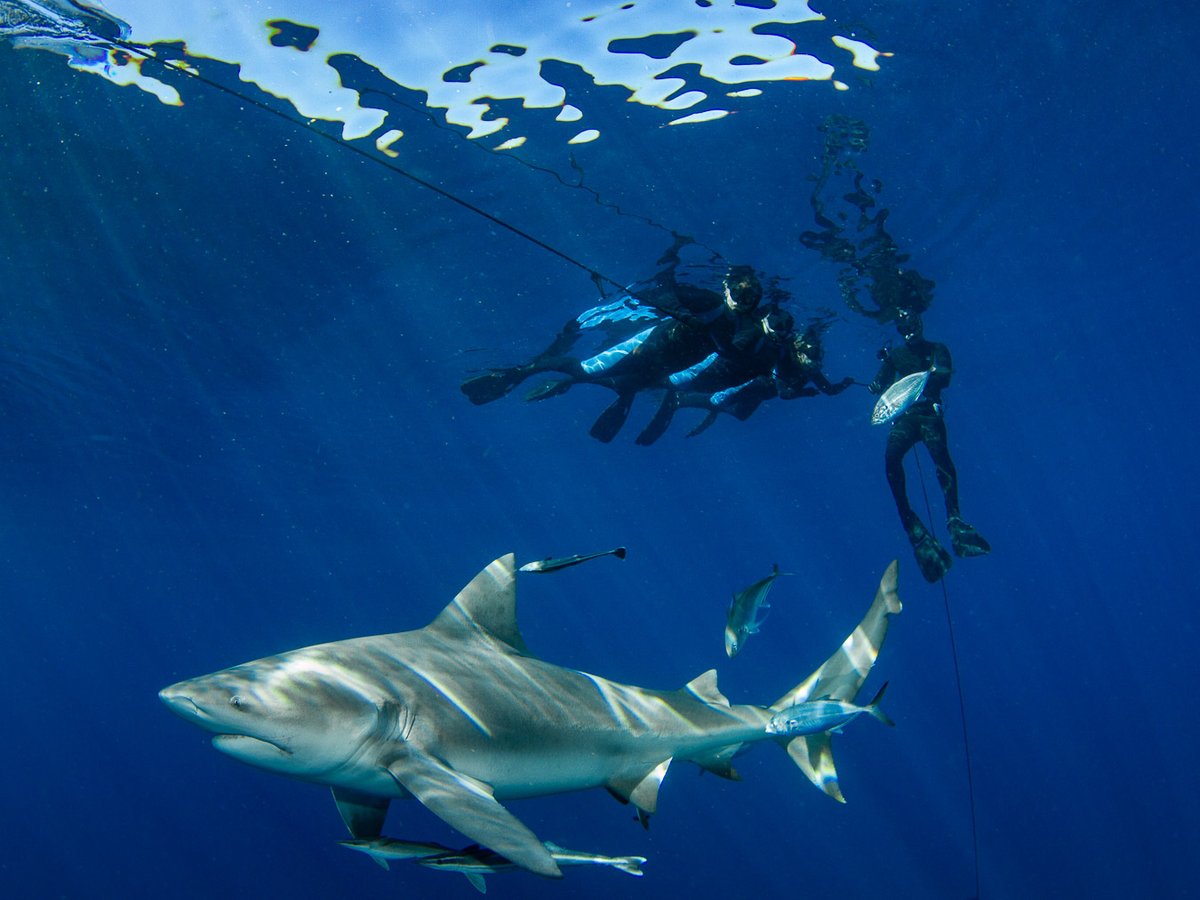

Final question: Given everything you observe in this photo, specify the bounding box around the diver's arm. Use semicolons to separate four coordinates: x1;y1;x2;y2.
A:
929;342;953;390
807;369;855;396
868;355;895;395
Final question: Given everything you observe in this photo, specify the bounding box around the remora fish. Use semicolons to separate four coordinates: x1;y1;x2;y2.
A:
725;564;788;658
160;554;901;878
418;840;647;893
337;836;454;870
871;369;932;425
518;546;627;573
766;682;894;736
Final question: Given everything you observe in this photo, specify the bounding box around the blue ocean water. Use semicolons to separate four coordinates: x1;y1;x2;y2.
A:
1;2;1196;898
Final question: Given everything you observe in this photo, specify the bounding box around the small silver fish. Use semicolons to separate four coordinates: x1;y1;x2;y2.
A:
418;841;646;893
766;683;894;737
337;836;455;870
519;546;626;573
872;369;932;425
724;564;788;658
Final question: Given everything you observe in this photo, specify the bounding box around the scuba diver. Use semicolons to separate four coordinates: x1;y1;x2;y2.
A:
635;315;855;445
869;307;990;582
461;265;769;442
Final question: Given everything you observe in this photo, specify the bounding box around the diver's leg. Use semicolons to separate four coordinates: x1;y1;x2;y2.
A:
888;416;952;582
578;325;659;381
521;356;589;401
460;311;593;407
923;416;991;558
921;415;960;517
462;349;584;405
884;419;921;533
540;319;584;358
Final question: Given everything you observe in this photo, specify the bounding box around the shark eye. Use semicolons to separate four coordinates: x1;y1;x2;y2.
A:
229;695;246;709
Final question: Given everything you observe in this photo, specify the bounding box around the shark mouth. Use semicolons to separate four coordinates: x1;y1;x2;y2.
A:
211;734;293;758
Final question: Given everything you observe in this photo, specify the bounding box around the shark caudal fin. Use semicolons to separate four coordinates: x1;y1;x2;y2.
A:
772;561;902;802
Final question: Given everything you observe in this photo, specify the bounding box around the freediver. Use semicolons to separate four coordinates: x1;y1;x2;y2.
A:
461;265;768;442
635;315;855;445
869;306;990;582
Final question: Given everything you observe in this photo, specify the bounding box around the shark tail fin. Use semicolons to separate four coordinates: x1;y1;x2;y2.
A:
771;561;902;802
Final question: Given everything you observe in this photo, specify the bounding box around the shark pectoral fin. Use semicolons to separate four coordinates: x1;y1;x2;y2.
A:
330;787;390;838
784;733;845;803
386;753;561;879
464;872;488;893
608;758;673;819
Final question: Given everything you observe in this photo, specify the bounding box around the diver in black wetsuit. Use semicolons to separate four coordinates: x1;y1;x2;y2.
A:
461;265;767;442
635;315;854;445
869;308;990;582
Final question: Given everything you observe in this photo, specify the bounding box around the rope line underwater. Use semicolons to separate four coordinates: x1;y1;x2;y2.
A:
101;34;634;296
914;451;983;900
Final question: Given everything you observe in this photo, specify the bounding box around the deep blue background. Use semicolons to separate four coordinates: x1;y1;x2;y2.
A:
1;1;1196;897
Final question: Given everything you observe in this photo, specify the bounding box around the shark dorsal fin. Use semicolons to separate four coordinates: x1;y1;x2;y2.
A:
683;669;730;707
427;554;530;655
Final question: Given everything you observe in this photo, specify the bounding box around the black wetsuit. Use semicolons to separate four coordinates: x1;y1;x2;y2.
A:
502;283;760;389
461;276;768;441
682;353;850;422
635;337;852;445
630;282;764;374
869;338;957;533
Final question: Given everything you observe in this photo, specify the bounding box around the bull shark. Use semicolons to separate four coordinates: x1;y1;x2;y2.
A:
160;554;901;879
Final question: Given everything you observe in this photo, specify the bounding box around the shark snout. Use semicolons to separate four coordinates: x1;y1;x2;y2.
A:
159;684;210;726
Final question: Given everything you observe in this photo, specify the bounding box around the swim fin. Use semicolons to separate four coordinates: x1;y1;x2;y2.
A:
635;392;679;446
525;379;574;402
947;516;991;558
590;393;634;443
907;520;952;583
461;369;522;405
